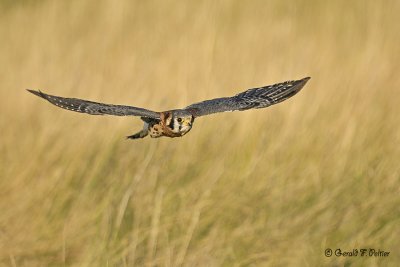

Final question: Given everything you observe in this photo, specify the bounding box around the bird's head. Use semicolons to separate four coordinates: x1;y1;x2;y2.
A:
167;110;194;135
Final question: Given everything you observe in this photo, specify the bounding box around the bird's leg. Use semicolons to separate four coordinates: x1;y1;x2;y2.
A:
126;123;149;139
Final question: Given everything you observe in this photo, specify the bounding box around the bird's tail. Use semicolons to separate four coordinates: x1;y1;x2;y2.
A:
126;129;148;140
126;122;149;139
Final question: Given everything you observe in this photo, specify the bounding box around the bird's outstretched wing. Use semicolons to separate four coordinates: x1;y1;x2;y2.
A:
184;77;310;117
27;90;160;118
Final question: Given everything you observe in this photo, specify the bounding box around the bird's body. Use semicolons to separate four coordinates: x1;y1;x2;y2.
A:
128;111;194;139
27;77;310;139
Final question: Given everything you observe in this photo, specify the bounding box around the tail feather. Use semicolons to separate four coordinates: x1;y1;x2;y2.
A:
127;130;148;140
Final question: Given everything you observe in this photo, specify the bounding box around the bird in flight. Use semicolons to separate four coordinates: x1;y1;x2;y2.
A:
27;77;310;139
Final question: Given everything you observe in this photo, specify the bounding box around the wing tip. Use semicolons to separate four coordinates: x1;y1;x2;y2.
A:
292;76;311;91
26;89;46;98
299;76;311;84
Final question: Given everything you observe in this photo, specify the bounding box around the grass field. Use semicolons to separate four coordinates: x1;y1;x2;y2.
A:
1;0;400;266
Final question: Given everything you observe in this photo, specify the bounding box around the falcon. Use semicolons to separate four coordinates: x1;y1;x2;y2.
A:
27;77;310;139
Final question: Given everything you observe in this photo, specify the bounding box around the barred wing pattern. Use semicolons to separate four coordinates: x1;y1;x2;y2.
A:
185;77;310;117
27;90;160;118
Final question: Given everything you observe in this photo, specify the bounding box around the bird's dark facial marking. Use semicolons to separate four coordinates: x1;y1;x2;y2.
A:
169;116;175;129
163;112;171;120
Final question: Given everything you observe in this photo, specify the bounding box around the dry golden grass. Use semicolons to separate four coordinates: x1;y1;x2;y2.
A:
1;0;400;266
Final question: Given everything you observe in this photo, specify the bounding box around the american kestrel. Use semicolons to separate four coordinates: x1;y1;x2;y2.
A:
27;77;310;139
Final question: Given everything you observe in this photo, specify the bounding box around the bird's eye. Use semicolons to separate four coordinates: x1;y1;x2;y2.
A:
177;118;182;123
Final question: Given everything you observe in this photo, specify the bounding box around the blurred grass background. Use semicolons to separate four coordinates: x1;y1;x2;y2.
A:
1;0;400;266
